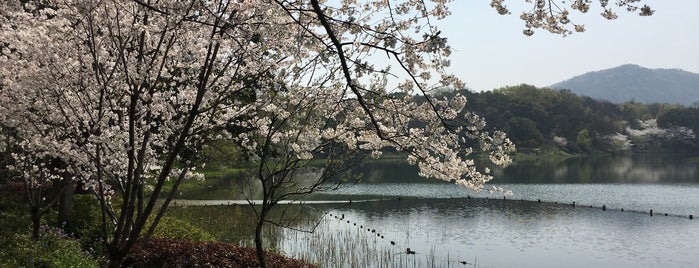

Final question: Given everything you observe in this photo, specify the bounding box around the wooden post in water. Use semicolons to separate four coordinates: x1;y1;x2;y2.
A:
650;209;653;217
602;205;606;211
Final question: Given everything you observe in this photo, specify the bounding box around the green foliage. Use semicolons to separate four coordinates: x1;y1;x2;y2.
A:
0;231;99;268
69;195;101;235
504;117;544;147
658;107;699;132
575;129;593;152
163;168;249;199
147;216;216;242
200;140;245;170
0;188;30;237
435;84;699;153
165;205;324;248
0;186;101;267
65;194;104;255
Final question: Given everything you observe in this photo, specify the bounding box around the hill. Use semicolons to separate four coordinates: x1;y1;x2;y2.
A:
436;85;699;153
551;64;699;106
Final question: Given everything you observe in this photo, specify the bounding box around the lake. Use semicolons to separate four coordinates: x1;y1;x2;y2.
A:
171;154;699;267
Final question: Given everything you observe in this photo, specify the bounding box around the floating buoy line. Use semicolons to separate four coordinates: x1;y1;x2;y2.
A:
323;195;694;266
326;211;477;266
168;196;694;220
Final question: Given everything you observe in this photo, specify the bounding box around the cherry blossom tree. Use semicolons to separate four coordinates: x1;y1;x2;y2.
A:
217;1;516;264
233;82;364;266
1;1;264;266
232;69;510;266
0;0;651;266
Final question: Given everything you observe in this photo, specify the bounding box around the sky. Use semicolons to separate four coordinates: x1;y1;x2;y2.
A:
436;1;699;92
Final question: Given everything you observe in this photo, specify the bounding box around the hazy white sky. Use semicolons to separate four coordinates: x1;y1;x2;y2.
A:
437;1;699;91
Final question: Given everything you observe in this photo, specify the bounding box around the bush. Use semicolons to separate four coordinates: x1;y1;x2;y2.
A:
0;228;99;268
67;195;101;236
0;189;101;267
0;192;30;237
124;238;317;268
64;194;105;255
148;216;216;242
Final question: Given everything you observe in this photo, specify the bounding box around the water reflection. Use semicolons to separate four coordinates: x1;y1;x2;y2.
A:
322;183;699;216
339;198;696;267
278;198;699;267
350;154;699;184
170;187;699;267
166;154;699;267
493;154;699;183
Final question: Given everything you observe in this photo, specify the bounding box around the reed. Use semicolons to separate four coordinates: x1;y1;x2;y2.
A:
277;215;478;267
168;204;485;267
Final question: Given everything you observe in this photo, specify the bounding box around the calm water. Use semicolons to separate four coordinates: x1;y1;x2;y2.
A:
282;154;699;267
175;154;699;267
325;183;699;216
280;197;699;267
174;192;699;267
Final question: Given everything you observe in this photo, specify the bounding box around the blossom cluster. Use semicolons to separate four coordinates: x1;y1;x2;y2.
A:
0;0;267;206
490;0;653;36
1;0;516;220
602;119;696;151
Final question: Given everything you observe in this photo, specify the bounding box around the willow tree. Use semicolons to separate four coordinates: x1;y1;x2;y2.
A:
0;0;651;266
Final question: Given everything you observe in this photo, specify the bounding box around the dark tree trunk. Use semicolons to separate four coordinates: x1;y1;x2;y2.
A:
30;206;41;240
255;216;266;268
57;178;75;232
107;247;126;268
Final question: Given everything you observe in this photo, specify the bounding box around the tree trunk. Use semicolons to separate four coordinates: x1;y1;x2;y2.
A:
57;178;75;232
30;206;41;240
107;245;127;268
255;217;266;268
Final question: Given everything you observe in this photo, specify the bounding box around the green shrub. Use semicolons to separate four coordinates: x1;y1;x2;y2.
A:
67;195;101;236
65;194;105;255
148;216;216;242
0;229;99;268
0;194;30;237
0;186;102;267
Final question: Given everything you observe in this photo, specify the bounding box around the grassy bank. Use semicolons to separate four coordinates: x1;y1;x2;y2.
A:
0;182;316;267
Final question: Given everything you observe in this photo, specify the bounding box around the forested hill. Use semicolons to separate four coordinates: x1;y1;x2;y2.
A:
433;85;699;153
551;64;699;106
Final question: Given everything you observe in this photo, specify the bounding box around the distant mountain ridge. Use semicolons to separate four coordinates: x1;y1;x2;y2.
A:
551;64;699;106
